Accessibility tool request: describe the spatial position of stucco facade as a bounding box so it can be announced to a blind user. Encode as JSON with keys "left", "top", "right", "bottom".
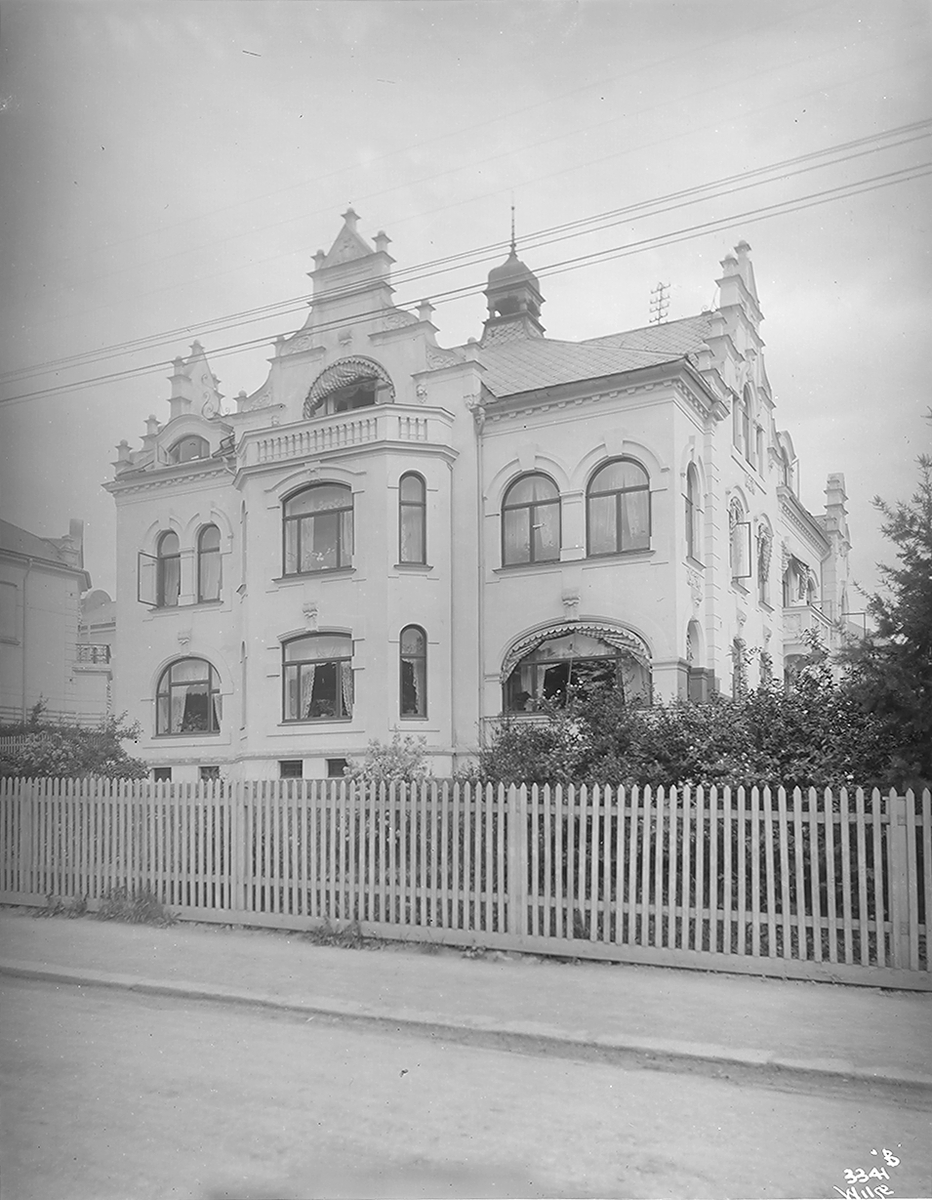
{"left": 106, "top": 211, "right": 853, "bottom": 781}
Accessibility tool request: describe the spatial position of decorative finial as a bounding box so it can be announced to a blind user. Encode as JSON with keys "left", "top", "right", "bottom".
{"left": 510, "top": 196, "right": 516, "bottom": 256}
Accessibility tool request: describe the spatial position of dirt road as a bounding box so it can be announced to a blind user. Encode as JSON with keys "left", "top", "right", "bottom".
{"left": 2, "top": 977, "right": 928, "bottom": 1199}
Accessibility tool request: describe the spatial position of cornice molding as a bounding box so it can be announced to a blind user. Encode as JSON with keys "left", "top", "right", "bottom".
{"left": 778, "top": 487, "right": 830, "bottom": 555}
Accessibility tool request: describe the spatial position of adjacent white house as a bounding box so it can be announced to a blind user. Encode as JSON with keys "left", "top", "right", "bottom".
{"left": 0, "top": 518, "right": 108, "bottom": 725}
{"left": 106, "top": 210, "right": 853, "bottom": 781}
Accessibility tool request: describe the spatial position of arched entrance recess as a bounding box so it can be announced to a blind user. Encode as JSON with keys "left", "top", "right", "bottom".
{"left": 501, "top": 622, "right": 651, "bottom": 712}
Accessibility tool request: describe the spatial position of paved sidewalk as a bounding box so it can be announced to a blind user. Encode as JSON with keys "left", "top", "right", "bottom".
{"left": 1, "top": 910, "right": 930, "bottom": 1091}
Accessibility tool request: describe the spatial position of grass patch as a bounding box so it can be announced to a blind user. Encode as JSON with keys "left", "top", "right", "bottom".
{"left": 96, "top": 887, "right": 176, "bottom": 927}
{"left": 34, "top": 894, "right": 87, "bottom": 919}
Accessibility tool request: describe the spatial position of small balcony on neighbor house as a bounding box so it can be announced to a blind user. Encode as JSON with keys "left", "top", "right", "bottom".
{"left": 75, "top": 643, "right": 112, "bottom": 666}
{"left": 240, "top": 404, "right": 456, "bottom": 468}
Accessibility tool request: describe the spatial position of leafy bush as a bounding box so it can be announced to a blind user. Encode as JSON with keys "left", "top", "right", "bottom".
{"left": 344, "top": 734, "right": 431, "bottom": 784}
{"left": 0, "top": 714, "right": 148, "bottom": 780}
{"left": 478, "top": 640, "right": 898, "bottom": 790}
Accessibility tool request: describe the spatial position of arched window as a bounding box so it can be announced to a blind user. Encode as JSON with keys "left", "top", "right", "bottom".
{"left": 742, "top": 387, "right": 753, "bottom": 464}
{"left": 587, "top": 459, "right": 650, "bottom": 556}
{"left": 398, "top": 473, "right": 427, "bottom": 564}
{"left": 169, "top": 435, "right": 210, "bottom": 464}
{"left": 685, "top": 464, "right": 700, "bottom": 561}
{"left": 156, "top": 658, "right": 221, "bottom": 735}
{"left": 197, "top": 524, "right": 221, "bottom": 602}
{"left": 502, "top": 473, "right": 560, "bottom": 565}
{"left": 504, "top": 630, "right": 651, "bottom": 712}
{"left": 729, "top": 499, "right": 750, "bottom": 582}
{"left": 283, "top": 634, "right": 353, "bottom": 721}
{"left": 283, "top": 484, "right": 353, "bottom": 575}
{"left": 399, "top": 625, "right": 427, "bottom": 717}
{"left": 756, "top": 525, "right": 772, "bottom": 605}
{"left": 157, "top": 531, "right": 180, "bottom": 607}
{"left": 733, "top": 390, "right": 752, "bottom": 460}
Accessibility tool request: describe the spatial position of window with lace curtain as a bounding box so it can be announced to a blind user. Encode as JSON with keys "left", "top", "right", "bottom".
{"left": 156, "top": 531, "right": 181, "bottom": 607}
{"left": 398, "top": 473, "right": 427, "bottom": 564}
{"left": 282, "top": 634, "right": 353, "bottom": 721}
{"left": 399, "top": 625, "right": 427, "bottom": 717}
{"left": 283, "top": 484, "right": 353, "bottom": 575}
{"left": 501, "top": 473, "right": 561, "bottom": 565}
{"left": 156, "top": 658, "right": 221, "bottom": 735}
{"left": 197, "top": 524, "right": 221, "bottom": 602}
{"left": 586, "top": 459, "right": 650, "bottom": 556}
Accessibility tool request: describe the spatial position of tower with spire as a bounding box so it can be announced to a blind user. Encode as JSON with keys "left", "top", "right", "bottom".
{"left": 481, "top": 210, "right": 545, "bottom": 345}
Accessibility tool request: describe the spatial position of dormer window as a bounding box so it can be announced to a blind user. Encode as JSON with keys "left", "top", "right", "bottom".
{"left": 169, "top": 435, "right": 210, "bottom": 464}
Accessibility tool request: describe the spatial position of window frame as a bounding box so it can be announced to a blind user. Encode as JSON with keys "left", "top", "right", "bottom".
{"left": 155, "top": 657, "right": 222, "bottom": 737}
{"left": 196, "top": 524, "right": 222, "bottom": 603}
{"left": 399, "top": 624, "right": 428, "bottom": 718}
{"left": 168, "top": 435, "right": 210, "bottom": 464}
{"left": 398, "top": 472, "right": 427, "bottom": 564}
{"left": 685, "top": 464, "right": 700, "bottom": 562}
{"left": 156, "top": 530, "right": 181, "bottom": 608}
{"left": 282, "top": 483, "right": 354, "bottom": 576}
{"left": 585, "top": 458, "right": 651, "bottom": 558}
{"left": 282, "top": 633, "right": 354, "bottom": 723}
{"left": 501, "top": 473, "right": 562, "bottom": 566}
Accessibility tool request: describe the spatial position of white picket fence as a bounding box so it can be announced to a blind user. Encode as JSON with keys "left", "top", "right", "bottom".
{"left": 1, "top": 778, "right": 929, "bottom": 989}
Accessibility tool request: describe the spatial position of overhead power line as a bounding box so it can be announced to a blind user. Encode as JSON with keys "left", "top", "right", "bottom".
{"left": 3, "top": 117, "right": 929, "bottom": 389}
{"left": 1, "top": 158, "right": 929, "bottom": 410}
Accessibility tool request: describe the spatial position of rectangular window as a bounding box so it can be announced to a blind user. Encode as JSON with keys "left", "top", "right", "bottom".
{"left": 0, "top": 581, "right": 17, "bottom": 641}
{"left": 326, "top": 758, "right": 348, "bottom": 778}
{"left": 279, "top": 759, "right": 303, "bottom": 778}
{"left": 153, "top": 767, "right": 172, "bottom": 782}
{"left": 199, "top": 765, "right": 220, "bottom": 781}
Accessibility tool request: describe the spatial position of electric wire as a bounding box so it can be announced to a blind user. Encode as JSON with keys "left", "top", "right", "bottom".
{"left": 1, "top": 158, "right": 928, "bottom": 410}
{"left": 4, "top": 118, "right": 928, "bottom": 387}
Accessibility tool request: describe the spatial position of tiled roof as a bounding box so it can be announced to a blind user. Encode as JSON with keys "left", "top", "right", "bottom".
{"left": 476, "top": 312, "right": 715, "bottom": 399}
{"left": 0, "top": 519, "right": 70, "bottom": 566}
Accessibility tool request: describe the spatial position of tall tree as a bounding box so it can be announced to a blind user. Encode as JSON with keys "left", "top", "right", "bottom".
{"left": 844, "top": 453, "right": 932, "bottom": 785}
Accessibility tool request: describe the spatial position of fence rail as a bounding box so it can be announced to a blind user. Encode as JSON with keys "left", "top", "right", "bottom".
{"left": 1, "top": 778, "right": 929, "bottom": 988}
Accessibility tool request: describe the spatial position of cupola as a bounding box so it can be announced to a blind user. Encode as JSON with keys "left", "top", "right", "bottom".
{"left": 481, "top": 237, "right": 545, "bottom": 345}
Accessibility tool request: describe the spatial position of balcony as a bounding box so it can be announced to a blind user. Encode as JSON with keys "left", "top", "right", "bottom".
{"left": 75, "top": 643, "right": 111, "bottom": 665}
{"left": 782, "top": 604, "right": 838, "bottom": 651}
{"left": 242, "top": 404, "right": 455, "bottom": 468}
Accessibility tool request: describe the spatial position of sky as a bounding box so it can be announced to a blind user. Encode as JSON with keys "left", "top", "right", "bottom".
{"left": 1, "top": 0, "right": 930, "bottom": 605}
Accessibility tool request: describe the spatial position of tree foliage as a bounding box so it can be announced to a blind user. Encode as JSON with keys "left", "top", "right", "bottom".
{"left": 0, "top": 714, "right": 148, "bottom": 780}
{"left": 841, "top": 453, "right": 932, "bottom": 786}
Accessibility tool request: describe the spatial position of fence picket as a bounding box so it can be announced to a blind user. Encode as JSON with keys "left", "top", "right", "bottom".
{"left": 839, "top": 788, "right": 853, "bottom": 964}
{"left": 653, "top": 786, "right": 665, "bottom": 949}
{"left": 905, "top": 790, "right": 919, "bottom": 971}
{"left": 808, "top": 789, "right": 823, "bottom": 964}
{"left": 737, "top": 787, "right": 748, "bottom": 956}
{"left": 823, "top": 789, "right": 838, "bottom": 963}
{"left": 872, "top": 789, "right": 886, "bottom": 968}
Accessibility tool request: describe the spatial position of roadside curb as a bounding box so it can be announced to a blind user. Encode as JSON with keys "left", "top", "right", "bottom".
{"left": 4, "top": 957, "right": 931, "bottom": 1097}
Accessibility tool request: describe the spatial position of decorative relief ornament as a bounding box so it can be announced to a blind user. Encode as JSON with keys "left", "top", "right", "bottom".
{"left": 562, "top": 590, "right": 580, "bottom": 620}
{"left": 464, "top": 393, "right": 486, "bottom": 427}
{"left": 415, "top": 383, "right": 428, "bottom": 404}
{"left": 736, "top": 607, "right": 747, "bottom": 629}
{"left": 686, "top": 567, "right": 703, "bottom": 610}
{"left": 177, "top": 629, "right": 192, "bottom": 647}
{"left": 302, "top": 602, "right": 319, "bottom": 631}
